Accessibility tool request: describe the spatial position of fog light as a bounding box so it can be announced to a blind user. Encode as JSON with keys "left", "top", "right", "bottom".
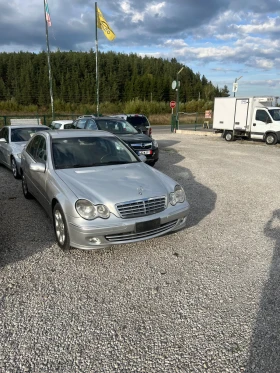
{"left": 88, "top": 237, "right": 101, "bottom": 245}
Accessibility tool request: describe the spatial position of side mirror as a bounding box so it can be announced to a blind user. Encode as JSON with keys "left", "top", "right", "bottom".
{"left": 266, "top": 118, "right": 272, "bottom": 124}
{"left": 30, "top": 162, "right": 46, "bottom": 173}
{"left": 0, "top": 138, "right": 7, "bottom": 143}
{"left": 139, "top": 154, "right": 147, "bottom": 162}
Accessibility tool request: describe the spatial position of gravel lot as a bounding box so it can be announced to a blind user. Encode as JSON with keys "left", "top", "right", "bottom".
{"left": 1, "top": 132, "right": 280, "bottom": 373}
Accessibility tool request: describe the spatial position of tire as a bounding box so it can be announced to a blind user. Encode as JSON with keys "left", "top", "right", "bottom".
{"left": 224, "top": 131, "right": 234, "bottom": 142}
{"left": 148, "top": 161, "right": 156, "bottom": 167}
{"left": 265, "top": 133, "right": 277, "bottom": 145}
{"left": 22, "top": 173, "right": 33, "bottom": 199}
{"left": 11, "top": 157, "right": 21, "bottom": 179}
{"left": 53, "top": 203, "right": 70, "bottom": 250}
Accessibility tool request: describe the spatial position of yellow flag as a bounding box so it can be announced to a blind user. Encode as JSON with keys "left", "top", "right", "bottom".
{"left": 97, "top": 7, "right": 116, "bottom": 41}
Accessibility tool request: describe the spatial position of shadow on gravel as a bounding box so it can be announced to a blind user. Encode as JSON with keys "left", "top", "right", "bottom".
{"left": 157, "top": 144, "right": 217, "bottom": 229}
{"left": 0, "top": 166, "right": 55, "bottom": 268}
{"left": 247, "top": 209, "right": 280, "bottom": 373}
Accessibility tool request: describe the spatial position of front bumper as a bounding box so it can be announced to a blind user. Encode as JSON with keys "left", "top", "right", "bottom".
{"left": 67, "top": 201, "right": 189, "bottom": 250}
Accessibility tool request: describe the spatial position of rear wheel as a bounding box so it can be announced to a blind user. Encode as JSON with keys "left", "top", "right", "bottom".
{"left": 224, "top": 131, "right": 234, "bottom": 141}
{"left": 11, "top": 157, "right": 21, "bottom": 179}
{"left": 22, "top": 173, "right": 33, "bottom": 199}
{"left": 53, "top": 203, "right": 70, "bottom": 250}
{"left": 265, "top": 133, "right": 277, "bottom": 145}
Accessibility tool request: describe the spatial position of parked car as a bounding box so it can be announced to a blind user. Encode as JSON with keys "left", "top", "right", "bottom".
{"left": 50, "top": 120, "right": 74, "bottom": 130}
{"left": 0, "top": 125, "right": 50, "bottom": 178}
{"left": 111, "top": 114, "right": 152, "bottom": 137}
{"left": 21, "top": 130, "right": 189, "bottom": 250}
{"left": 73, "top": 116, "right": 159, "bottom": 166}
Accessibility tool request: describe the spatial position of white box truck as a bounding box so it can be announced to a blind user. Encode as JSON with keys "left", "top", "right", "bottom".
{"left": 213, "top": 96, "right": 280, "bottom": 145}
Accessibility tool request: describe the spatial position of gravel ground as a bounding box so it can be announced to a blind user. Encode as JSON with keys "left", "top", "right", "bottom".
{"left": 1, "top": 133, "right": 280, "bottom": 373}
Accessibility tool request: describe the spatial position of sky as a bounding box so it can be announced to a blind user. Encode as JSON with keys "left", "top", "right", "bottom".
{"left": 0, "top": 0, "right": 279, "bottom": 98}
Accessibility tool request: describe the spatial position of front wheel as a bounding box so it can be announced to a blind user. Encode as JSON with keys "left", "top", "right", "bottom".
{"left": 265, "top": 133, "right": 277, "bottom": 145}
{"left": 53, "top": 203, "right": 70, "bottom": 250}
{"left": 11, "top": 157, "right": 21, "bottom": 179}
{"left": 224, "top": 131, "right": 234, "bottom": 142}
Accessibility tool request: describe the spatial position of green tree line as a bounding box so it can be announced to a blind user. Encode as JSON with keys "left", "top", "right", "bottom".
{"left": 0, "top": 50, "right": 229, "bottom": 111}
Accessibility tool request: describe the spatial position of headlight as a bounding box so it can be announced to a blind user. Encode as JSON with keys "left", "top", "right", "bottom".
{"left": 152, "top": 139, "right": 158, "bottom": 148}
{"left": 76, "top": 199, "right": 110, "bottom": 220}
{"left": 169, "top": 185, "right": 186, "bottom": 206}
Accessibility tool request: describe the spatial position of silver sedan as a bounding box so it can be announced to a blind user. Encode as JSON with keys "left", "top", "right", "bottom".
{"left": 21, "top": 130, "right": 189, "bottom": 250}
{"left": 0, "top": 125, "right": 50, "bottom": 178}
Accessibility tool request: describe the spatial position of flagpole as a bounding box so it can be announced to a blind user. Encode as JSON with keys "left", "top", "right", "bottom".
{"left": 44, "top": 0, "right": 54, "bottom": 120}
{"left": 95, "top": 2, "right": 99, "bottom": 117}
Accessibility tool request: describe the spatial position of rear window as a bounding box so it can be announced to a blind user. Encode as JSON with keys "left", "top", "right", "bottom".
{"left": 126, "top": 116, "right": 149, "bottom": 127}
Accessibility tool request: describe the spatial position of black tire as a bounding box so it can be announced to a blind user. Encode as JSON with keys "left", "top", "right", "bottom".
{"left": 11, "top": 157, "right": 21, "bottom": 179}
{"left": 224, "top": 131, "right": 234, "bottom": 142}
{"left": 148, "top": 161, "right": 156, "bottom": 167}
{"left": 53, "top": 203, "right": 70, "bottom": 250}
{"left": 22, "top": 173, "right": 33, "bottom": 199}
{"left": 265, "top": 133, "right": 277, "bottom": 145}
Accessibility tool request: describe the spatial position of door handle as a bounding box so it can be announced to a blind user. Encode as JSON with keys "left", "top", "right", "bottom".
{"left": 253, "top": 123, "right": 256, "bottom": 126}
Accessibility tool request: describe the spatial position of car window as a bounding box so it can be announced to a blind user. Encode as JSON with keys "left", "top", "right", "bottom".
{"left": 256, "top": 110, "right": 270, "bottom": 123}
{"left": 51, "top": 122, "right": 62, "bottom": 129}
{"left": 95, "top": 120, "right": 137, "bottom": 134}
{"left": 64, "top": 123, "right": 74, "bottom": 129}
{"left": 75, "top": 119, "right": 87, "bottom": 129}
{"left": 35, "top": 137, "right": 47, "bottom": 163}
{"left": 11, "top": 127, "right": 49, "bottom": 142}
{"left": 26, "top": 135, "right": 43, "bottom": 159}
{"left": 52, "top": 136, "right": 139, "bottom": 169}
{"left": 126, "top": 116, "right": 149, "bottom": 126}
{"left": 85, "top": 120, "right": 98, "bottom": 130}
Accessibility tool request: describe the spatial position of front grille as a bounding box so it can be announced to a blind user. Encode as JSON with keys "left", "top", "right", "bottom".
{"left": 130, "top": 142, "right": 152, "bottom": 150}
{"left": 105, "top": 220, "right": 177, "bottom": 242}
{"left": 116, "top": 196, "right": 166, "bottom": 218}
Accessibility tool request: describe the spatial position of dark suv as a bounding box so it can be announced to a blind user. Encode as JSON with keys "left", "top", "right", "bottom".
{"left": 73, "top": 116, "right": 158, "bottom": 166}
{"left": 111, "top": 114, "right": 152, "bottom": 137}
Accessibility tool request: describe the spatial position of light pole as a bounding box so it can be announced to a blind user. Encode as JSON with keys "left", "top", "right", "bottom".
{"left": 175, "top": 67, "right": 184, "bottom": 129}
{"left": 233, "top": 76, "right": 243, "bottom": 97}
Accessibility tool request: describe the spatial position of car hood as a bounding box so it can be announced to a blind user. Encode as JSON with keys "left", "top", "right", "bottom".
{"left": 55, "top": 162, "right": 175, "bottom": 207}
{"left": 117, "top": 133, "right": 153, "bottom": 144}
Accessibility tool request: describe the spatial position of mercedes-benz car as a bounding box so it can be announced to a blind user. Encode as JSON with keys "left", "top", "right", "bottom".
{"left": 73, "top": 116, "right": 159, "bottom": 166}
{"left": 20, "top": 130, "right": 189, "bottom": 250}
{"left": 0, "top": 124, "right": 50, "bottom": 178}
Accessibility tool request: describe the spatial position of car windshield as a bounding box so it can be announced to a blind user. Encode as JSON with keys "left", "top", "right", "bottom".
{"left": 126, "top": 116, "right": 149, "bottom": 126}
{"left": 268, "top": 109, "right": 280, "bottom": 121}
{"left": 11, "top": 127, "right": 49, "bottom": 142}
{"left": 95, "top": 119, "right": 138, "bottom": 134}
{"left": 52, "top": 136, "right": 139, "bottom": 169}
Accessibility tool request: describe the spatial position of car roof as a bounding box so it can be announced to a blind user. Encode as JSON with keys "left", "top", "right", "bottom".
{"left": 4, "top": 125, "right": 49, "bottom": 130}
{"left": 51, "top": 120, "right": 73, "bottom": 124}
{"left": 45, "top": 129, "right": 116, "bottom": 139}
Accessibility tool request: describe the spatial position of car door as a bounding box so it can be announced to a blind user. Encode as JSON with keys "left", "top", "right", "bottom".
{"left": 23, "top": 135, "right": 44, "bottom": 199}
{"left": 0, "top": 128, "right": 10, "bottom": 167}
{"left": 251, "top": 109, "right": 272, "bottom": 140}
{"left": 31, "top": 135, "right": 50, "bottom": 211}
